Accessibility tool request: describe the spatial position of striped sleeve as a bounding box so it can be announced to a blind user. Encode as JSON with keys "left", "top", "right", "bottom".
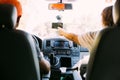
{"left": 78, "top": 31, "right": 98, "bottom": 51}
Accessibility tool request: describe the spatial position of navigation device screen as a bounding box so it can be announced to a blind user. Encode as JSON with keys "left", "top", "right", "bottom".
{"left": 52, "top": 22, "right": 63, "bottom": 29}
{"left": 54, "top": 41, "right": 69, "bottom": 48}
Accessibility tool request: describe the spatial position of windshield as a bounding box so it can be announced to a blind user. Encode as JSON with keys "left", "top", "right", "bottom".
{"left": 18, "top": 0, "right": 115, "bottom": 39}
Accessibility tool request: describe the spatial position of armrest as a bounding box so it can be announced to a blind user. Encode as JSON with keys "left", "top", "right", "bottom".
{"left": 73, "top": 70, "right": 82, "bottom": 80}
{"left": 42, "top": 71, "right": 51, "bottom": 80}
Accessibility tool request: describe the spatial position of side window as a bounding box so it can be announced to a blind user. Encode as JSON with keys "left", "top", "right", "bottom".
{"left": 80, "top": 46, "right": 89, "bottom": 60}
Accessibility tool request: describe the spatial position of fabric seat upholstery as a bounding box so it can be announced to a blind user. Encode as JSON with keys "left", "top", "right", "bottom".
{"left": 86, "top": 27, "right": 120, "bottom": 80}
{"left": 86, "top": 0, "right": 120, "bottom": 80}
{"left": 0, "top": 4, "right": 40, "bottom": 80}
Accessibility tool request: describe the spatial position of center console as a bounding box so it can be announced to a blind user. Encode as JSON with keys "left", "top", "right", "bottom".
{"left": 42, "top": 38, "right": 80, "bottom": 68}
{"left": 42, "top": 38, "right": 82, "bottom": 80}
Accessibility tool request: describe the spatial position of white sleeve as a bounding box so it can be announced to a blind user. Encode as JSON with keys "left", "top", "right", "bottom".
{"left": 78, "top": 31, "right": 97, "bottom": 51}
{"left": 32, "top": 35, "right": 43, "bottom": 61}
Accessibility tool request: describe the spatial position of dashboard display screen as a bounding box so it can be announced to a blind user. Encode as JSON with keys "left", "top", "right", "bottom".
{"left": 54, "top": 41, "right": 69, "bottom": 48}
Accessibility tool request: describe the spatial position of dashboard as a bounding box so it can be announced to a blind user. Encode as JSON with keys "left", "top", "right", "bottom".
{"left": 42, "top": 38, "right": 88, "bottom": 68}
{"left": 42, "top": 38, "right": 89, "bottom": 80}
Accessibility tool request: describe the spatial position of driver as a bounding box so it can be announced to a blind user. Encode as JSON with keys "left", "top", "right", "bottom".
{"left": 0, "top": 0, "right": 50, "bottom": 74}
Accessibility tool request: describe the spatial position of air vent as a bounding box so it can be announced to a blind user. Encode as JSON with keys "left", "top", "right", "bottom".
{"left": 46, "top": 40, "right": 51, "bottom": 47}
{"left": 73, "top": 42, "right": 77, "bottom": 47}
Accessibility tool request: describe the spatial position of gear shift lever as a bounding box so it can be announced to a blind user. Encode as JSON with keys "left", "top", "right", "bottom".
{"left": 50, "top": 53, "right": 54, "bottom": 65}
{"left": 49, "top": 53, "right": 59, "bottom": 67}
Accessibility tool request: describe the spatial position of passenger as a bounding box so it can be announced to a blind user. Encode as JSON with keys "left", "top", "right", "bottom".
{"left": 58, "top": 5, "right": 113, "bottom": 51}
{"left": 57, "top": 5, "right": 113, "bottom": 76}
{"left": 0, "top": 0, "right": 50, "bottom": 74}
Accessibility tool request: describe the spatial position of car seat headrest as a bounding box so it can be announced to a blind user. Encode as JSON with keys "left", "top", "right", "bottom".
{"left": 113, "top": 0, "right": 120, "bottom": 25}
{"left": 0, "top": 4, "right": 17, "bottom": 29}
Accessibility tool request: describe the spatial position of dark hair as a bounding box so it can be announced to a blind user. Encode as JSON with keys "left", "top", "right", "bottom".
{"left": 101, "top": 6, "right": 113, "bottom": 27}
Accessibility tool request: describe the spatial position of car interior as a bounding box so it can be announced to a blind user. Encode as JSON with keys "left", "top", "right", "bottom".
{"left": 86, "top": 0, "right": 120, "bottom": 80}
{"left": 0, "top": 4, "right": 40, "bottom": 80}
{"left": 0, "top": 0, "right": 119, "bottom": 80}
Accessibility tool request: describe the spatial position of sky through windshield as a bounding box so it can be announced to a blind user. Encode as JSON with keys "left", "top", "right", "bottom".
{"left": 18, "top": 0, "right": 115, "bottom": 39}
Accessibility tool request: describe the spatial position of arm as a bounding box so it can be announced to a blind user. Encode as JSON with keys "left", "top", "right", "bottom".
{"left": 58, "top": 27, "right": 98, "bottom": 50}
{"left": 58, "top": 27, "right": 80, "bottom": 45}
{"left": 32, "top": 35, "right": 51, "bottom": 74}
{"left": 39, "top": 56, "right": 51, "bottom": 74}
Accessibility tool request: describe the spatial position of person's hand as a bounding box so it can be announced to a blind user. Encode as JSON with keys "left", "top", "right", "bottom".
{"left": 58, "top": 27, "right": 66, "bottom": 36}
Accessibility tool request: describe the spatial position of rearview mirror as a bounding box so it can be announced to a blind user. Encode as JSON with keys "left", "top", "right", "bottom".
{"left": 48, "top": 3, "right": 72, "bottom": 10}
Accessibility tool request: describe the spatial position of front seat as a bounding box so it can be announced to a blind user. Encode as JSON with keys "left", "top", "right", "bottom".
{"left": 86, "top": 0, "right": 120, "bottom": 80}
{"left": 0, "top": 4, "right": 40, "bottom": 80}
